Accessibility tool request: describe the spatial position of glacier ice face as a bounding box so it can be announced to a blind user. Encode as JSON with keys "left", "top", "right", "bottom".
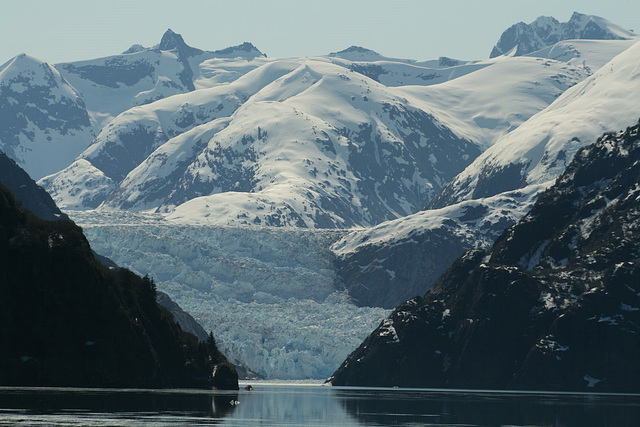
{"left": 70, "top": 211, "right": 388, "bottom": 379}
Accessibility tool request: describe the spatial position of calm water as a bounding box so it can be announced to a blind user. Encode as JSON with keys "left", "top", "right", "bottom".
{"left": 0, "top": 383, "right": 639, "bottom": 426}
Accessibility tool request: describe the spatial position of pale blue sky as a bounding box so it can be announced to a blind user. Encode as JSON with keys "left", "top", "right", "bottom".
{"left": 1, "top": 0, "right": 638, "bottom": 64}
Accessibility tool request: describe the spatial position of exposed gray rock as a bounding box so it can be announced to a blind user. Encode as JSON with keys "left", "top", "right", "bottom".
{"left": 329, "top": 121, "right": 640, "bottom": 392}
{"left": 490, "top": 12, "right": 634, "bottom": 58}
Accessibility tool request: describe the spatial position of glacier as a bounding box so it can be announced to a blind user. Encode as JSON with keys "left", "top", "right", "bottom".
{"left": 69, "top": 210, "right": 388, "bottom": 379}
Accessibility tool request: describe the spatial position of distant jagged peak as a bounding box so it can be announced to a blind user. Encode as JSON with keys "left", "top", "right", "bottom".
{"left": 490, "top": 12, "right": 637, "bottom": 58}
{"left": 564, "top": 12, "right": 637, "bottom": 41}
{"left": 566, "top": 12, "right": 636, "bottom": 39}
{"left": 210, "top": 41, "right": 267, "bottom": 59}
{"left": 159, "top": 28, "right": 186, "bottom": 50}
{"left": 122, "top": 44, "right": 146, "bottom": 55}
{"left": 328, "top": 45, "right": 387, "bottom": 61}
{"left": 437, "top": 56, "right": 462, "bottom": 67}
{"left": 334, "top": 45, "right": 379, "bottom": 55}
{"left": 156, "top": 28, "right": 203, "bottom": 57}
{"left": 123, "top": 31, "right": 264, "bottom": 60}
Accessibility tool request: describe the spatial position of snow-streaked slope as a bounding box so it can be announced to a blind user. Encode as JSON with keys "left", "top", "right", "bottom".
{"left": 526, "top": 39, "right": 638, "bottom": 73}
{"left": 398, "top": 54, "right": 589, "bottom": 148}
{"left": 58, "top": 49, "right": 193, "bottom": 128}
{"left": 37, "top": 159, "right": 116, "bottom": 209}
{"left": 0, "top": 54, "right": 95, "bottom": 179}
{"left": 40, "top": 60, "right": 302, "bottom": 208}
{"left": 432, "top": 40, "right": 640, "bottom": 207}
{"left": 561, "top": 12, "right": 637, "bottom": 40}
{"left": 327, "top": 46, "right": 494, "bottom": 88}
{"left": 193, "top": 55, "right": 272, "bottom": 88}
{"left": 118, "top": 60, "right": 480, "bottom": 227}
{"left": 45, "top": 59, "right": 480, "bottom": 228}
{"left": 329, "top": 122, "right": 640, "bottom": 391}
{"left": 58, "top": 30, "right": 266, "bottom": 129}
{"left": 69, "top": 210, "right": 388, "bottom": 379}
{"left": 334, "top": 59, "right": 489, "bottom": 88}
{"left": 328, "top": 38, "right": 640, "bottom": 308}
{"left": 331, "top": 184, "right": 545, "bottom": 308}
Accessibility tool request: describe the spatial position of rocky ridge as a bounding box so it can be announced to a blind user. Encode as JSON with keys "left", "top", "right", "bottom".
{"left": 490, "top": 12, "right": 637, "bottom": 58}
{"left": 328, "top": 121, "right": 640, "bottom": 392}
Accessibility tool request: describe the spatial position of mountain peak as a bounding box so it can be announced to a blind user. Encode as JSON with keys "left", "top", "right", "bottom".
{"left": 159, "top": 29, "right": 182, "bottom": 50}
{"left": 1, "top": 52, "right": 47, "bottom": 72}
{"left": 569, "top": 11, "right": 587, "bottom": 20}
{"left": 122, "top": 44, "right": 146, "bottom": 55}
{"left": 328, "top": 46, "right": 385, "bottom": 61}
{"left": 490, "top": 12, "right": 637, "bottom": 58}
{"left": 0, "top": 53, "right": 61, "bottom": 91}
{"left": 333, "top": 46, "right": 379, "bottom": 55}
{"left": 210, "top": 41, "right": 266, "bottom": 59}
{"left": 158, "top": 28, "right": 202, "bottom": 57}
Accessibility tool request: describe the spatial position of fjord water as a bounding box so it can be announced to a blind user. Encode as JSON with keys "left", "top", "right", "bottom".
{"left": 1, "top": 384, "right": 639, "bottom": 426}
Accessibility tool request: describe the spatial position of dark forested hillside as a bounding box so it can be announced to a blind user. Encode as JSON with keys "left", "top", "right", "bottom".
{"left": 0, "top": 151, "right": 68, "bottom": 222}
{"left": 328, "top": 121, "right": 640, "bottom": 392}
{"left": 0, "top": 183, "right": 235, "bottom": 388}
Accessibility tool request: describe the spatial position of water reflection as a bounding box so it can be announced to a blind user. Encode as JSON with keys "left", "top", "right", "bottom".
{"left": 0, "top": 387, "right": 238, "bottom": 423}
{"left": 211, "top": 393, "right": 239, "bottom": 418}
{"left": 334, "top": 387, "right": 640, "bottom": 427}
{"left": 0, "top": 385, "right": 638, "bottom": 426}
{"left": 223, "top": 384, "right": 356, "bottom": 425}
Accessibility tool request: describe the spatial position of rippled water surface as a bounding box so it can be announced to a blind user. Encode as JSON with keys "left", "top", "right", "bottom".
{"left": 0, "top": 383, "right": 639, "bottom": 426}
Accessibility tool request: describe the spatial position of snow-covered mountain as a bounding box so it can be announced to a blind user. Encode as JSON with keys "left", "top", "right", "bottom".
{"left": 490, "top": 12, "right": 637, "bottom": 58}
{"left": 432, "top": 39, "right": 640, "bottom": 208}
{"left": 0, "top": 30, "right": 266, "bottom": 180}
{"left": 40, "top": 35, "right": 626, "bottom": 228}
{"left": 328, "top": 46, "right": 489, "bottom": 88}
{"left": 525, "top": 39, "right": 638, "bottom": 73}
{"left": 333, "top": 38, "right": 640, "bottom": 308}
{"left": 398, "top": 55, "right": 588, "bottom": 149}
{"left": 43, "top": 59, "right": 481, "bottom": 227}
{"left": 58, "top": 29, "right": 266, "bottom": 128}
{"left": 0, "top": 54, "right": 95, "bottom": 179}
{"left": 329, "top": 37, "right": 630, "bottom": 149}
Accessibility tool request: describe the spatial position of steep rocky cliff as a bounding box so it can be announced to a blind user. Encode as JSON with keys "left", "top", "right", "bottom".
{"left": 329, "top": 121, "right": 640, "bottom": 392}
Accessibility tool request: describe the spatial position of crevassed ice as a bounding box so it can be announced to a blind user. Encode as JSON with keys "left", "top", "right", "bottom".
{"left": 71, "top": 210, "right": 389, "bottom": 379}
